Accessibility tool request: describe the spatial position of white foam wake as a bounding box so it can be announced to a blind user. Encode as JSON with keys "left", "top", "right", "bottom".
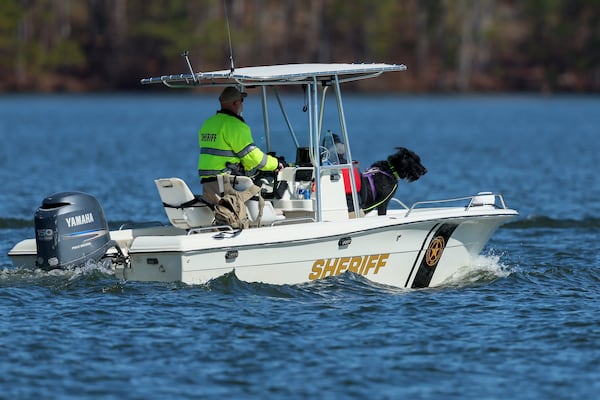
{"left": 440, "top": 251, "right": 515, "bottom": 286}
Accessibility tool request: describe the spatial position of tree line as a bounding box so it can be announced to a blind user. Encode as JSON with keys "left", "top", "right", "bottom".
{"left": 1, "top": 0, "right": 599, "bottom": 93}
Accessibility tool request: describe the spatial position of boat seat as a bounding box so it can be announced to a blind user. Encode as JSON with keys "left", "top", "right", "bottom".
{"left": 246, "top": 199, "right": 285, "bottom": 226}
{"left": 227, "top": 175, "right": 285, "bottom": 226}
{"left": 154, "top": 178, "right": 214, "bottom": 229}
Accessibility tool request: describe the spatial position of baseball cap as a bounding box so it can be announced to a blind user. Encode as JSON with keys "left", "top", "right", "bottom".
{"left": 219, "top": 86, "right": 247, "bottom": 103}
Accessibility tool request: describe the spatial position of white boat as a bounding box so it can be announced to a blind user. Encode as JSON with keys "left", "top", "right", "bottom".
{"left": 8, "top": 62, "right": 518, "bottom": 288}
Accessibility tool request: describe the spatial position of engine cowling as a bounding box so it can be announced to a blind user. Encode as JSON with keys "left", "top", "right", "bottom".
{"left": 34, "top": 191, "right": 113, "bottom": 270}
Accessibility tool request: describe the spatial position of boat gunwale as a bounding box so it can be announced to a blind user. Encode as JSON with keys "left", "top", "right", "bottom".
{"left": 125, "top": 210, "right": 517, "bottom": 255}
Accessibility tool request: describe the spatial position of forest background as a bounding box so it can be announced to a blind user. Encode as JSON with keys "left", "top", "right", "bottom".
{"left": 1, "top": 0, "right": 599, "bottom": 93}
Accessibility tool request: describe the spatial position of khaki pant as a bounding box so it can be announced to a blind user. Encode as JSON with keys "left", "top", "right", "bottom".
{"left": 201, "top": 180, "right": 222, "bottom": 205}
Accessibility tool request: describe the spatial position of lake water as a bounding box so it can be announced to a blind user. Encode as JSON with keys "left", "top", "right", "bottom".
{"left": 1, "top": 94, "right": 599, "bottom": 399}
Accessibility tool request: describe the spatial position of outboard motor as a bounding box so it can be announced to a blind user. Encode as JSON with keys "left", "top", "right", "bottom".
{"left": 34, "top": 191, "right": 114, "bottom": 270}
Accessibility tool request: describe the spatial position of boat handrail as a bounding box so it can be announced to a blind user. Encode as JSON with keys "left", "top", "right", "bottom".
{"left": 404, "top": 193, "right": 508, "bottom": 217}
{"left": 188, "top": 225, "right": 236, "bottom": 235}
{"left": 118, "top": 221, "right": 165, "bottom": 230}
{"left": 389, "top": 198, "right": 410, "bottom": 210}
{"left": 273, "top": 217, "right": 315, "bottom": 225}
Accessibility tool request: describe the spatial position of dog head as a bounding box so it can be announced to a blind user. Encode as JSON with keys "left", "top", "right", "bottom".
{"left": 387, "top": 147, "right": 427, "bottom": 182}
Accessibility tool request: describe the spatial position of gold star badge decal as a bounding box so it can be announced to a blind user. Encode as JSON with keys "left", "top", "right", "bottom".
{"left": 425, "top": 236, "right": 446, "bottom": 267}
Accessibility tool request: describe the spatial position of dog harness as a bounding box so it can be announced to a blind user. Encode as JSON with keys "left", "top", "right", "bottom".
{"left": 362, "top": 165, "right": 398, "bottom": 212}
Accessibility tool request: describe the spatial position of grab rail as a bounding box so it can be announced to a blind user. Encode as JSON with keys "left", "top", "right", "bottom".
{"left": 389, "top": 198, "right": 410, "bottom": 210}
{"left": 273, "top": 217, "right": 315, "bottom": 225}
{"left": 402, "top": 193, "right": 508, "bottom": 218}
{"left": 118, "top": 221, "right": 165, "bottom": 230}
{"left": 188, "top": 225, "right": 236, "bottom": 236}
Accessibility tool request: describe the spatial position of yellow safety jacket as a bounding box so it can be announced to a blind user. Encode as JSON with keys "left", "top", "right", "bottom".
{"left": 197, "top": 110, "right": 278, "bottom": 178}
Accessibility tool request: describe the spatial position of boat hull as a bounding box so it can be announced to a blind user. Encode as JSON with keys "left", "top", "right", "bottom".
{"left": 9, "top": 206, "right": 516, "bottom": 288}
{"left": 112, "top": 209, "right": 515, "bottom": 288}
{"left": 8, "top": 63, "right": 520, "bottom": 290}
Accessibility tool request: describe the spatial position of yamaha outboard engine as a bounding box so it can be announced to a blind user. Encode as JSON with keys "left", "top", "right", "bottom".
{"left": 34, "top": 191, "right": 114, "bottom": 270}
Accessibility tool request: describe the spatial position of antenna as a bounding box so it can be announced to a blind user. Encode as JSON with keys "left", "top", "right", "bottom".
{"left": 181, "top": 50, "right": 198, "bottom": 84}
{"left": 223, "top": 0, "right": 235, "bottom": 73}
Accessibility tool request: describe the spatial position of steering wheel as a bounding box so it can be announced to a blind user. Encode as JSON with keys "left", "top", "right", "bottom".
{"left": 319, "top": 146, "right": 331, "bottom": 164}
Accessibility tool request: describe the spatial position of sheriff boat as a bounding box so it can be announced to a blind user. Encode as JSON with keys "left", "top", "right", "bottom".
{"left": 8, "top": 62, "right": 518, "bottom": 288}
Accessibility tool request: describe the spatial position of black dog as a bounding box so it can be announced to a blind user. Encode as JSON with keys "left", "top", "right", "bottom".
{"left": 353, "top": 147, "right": 427, "bottom": 215}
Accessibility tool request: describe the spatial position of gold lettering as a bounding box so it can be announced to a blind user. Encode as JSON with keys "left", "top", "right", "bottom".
{"left": 359, "top": 256, "right": 369, "bottom": 275}
{"left": 309, "top": 260, "right": 324, "bottom": 280}
{"left": 348, "top": 256, "right": 362, "bottom": 273}
{"left": 375, "top": 253, "right": 389, "bottom": 273}
{"left": 322, "top": 258, "right": 338, "bottom": 278}
{"left": 308, "top": 253, "right": 392, "bottom": 280}
{"left": 364, "top": 255, "right": 379, "bottom": 275}
{"left": 336, "top": 257, "right": 350, "bottom": 275}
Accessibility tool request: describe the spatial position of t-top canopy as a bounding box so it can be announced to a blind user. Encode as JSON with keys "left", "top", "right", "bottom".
{"left": 141, "top": 63, "right": 407, "bottom": 87}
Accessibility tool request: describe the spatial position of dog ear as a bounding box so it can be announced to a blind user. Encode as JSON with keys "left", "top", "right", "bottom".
{"left": 396, "top": 146, "right": 423, "bottom": 164}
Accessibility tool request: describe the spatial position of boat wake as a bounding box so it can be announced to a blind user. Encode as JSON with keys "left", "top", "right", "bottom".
{"left": 3, "top": 254, "right": 514, "bottom": 295}
{"left": 438, "top": 251, "right": 515, "bottom": 287}
{"left": 1, "top": 259, "right": 115, "bottom": 289}
{"left": 201, "top": 270, "right": 409, "bottom": 299}
{"left": 2, "top": 253, "right": 513, "bottom": 295}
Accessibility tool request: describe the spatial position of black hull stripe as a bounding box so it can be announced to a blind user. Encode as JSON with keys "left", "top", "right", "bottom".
{"left": 404, "top": 223, "right": 440, "bottom": 287}
{"left": 411, "top": 223, "right": 459, "bottom": 288}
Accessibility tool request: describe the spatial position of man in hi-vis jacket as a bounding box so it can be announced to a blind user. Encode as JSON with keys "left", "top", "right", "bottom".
{"left": 198, "top": 86, "right": 282, "bottom": 204}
